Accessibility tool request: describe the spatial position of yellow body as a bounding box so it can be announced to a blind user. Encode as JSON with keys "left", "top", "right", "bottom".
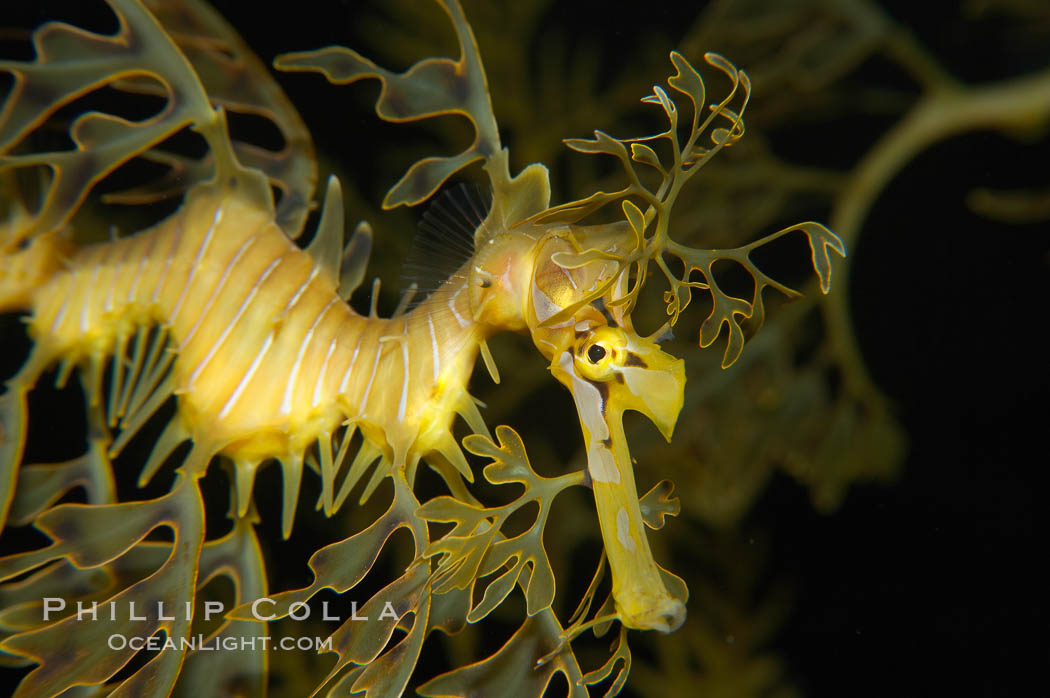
{"left": 13, "top": 183, "right": 490, "bottom": 530}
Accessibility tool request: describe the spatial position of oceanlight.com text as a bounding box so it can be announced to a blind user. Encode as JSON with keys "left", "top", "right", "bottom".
{"left": 107, "top": 633, "right": 333, "bottom": 652}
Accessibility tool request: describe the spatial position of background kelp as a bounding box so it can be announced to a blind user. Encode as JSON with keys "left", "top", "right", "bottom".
{"left": 2, "top": 0, "right": 1048, "bottom": 696}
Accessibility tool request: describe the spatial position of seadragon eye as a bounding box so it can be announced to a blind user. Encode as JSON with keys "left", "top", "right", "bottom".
{"left": 587, "top": 344, "right": 607, "bottom": 363}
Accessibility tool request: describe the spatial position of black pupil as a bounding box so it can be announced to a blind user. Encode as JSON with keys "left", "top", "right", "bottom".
{"left": 587, "top": 344, "right": 606, "bottom": 363}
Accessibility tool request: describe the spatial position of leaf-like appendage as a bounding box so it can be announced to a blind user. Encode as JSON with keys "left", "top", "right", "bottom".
{"left": 274, "top": 0, "right": 501, "bottom": 210}
{"left": 582, "top": 625, "right": 632, "bottom": 698}
{"left": 667, "top": 218, "right": 845, "bottom": 367}
{"left": 103, "top": 0, "right": 318, "bottom": 238}
{"left": 274, "top": 0, "right": 551, "bottom": 230}
{"left": 0, "top": 475, "right": 205, "bottom": 697}
{"left": 565, "top": 130, "right": 632, "bottom": 160}
{"left": 667, "top": 51, "right": 706, "bottom": 123}
{"left": 0, "top": 561, "right": 112, "bottom": 635}
{"left": 630, "top": 142, "right": 664, "bottom": 172}
{"left": 417, "top": 426, "right": 583, "bottom": 623}
{"left": 699, "top": 290, "right": 752, "bottom": 368}
{"left": 798, "top": 221, "right": 848, "bottom": 294}
{"left": 229, "top": 474, "right": 432, "bottom": 698}
{"left": 528, "top": 51, "right": 846, "bottom": 367}
{"left": 6, "top": 386, "right": 115, "bottom": 527}
{"left": 0, "top": 389, "right": 31, "bottom": 533}
{"left": 231, "top": 476, "right": 421, "bottom": 621}
{"left": 387, "top": 151, "right": 485, "bottom": 212}
{"left": 641, "top": 84, "right": 678, "bottom": 130}
{"left": 530, "top": 189, "right": 628, "bottom": 226}
{"left": 174, "top": 514, "right": 268, "bottom": 698}
{"left": 639, "top": 479, "right": 681, "bottom": 531}
{"left": 418, "top": 612, "right": 589, "bottom": 698}
{"left": 0, "top": 0, "right": 249, "bottom": 246}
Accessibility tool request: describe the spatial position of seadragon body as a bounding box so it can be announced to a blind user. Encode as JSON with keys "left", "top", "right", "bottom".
{"left": 8, "top": 182, "right": 487, "bottom": 525}
{"left": 0, "top": 0, "right": 845, "bottom": 694}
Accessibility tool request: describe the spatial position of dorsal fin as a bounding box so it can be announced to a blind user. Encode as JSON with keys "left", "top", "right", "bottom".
{"left": 401, "top": 183, "right": 490, "bottom": 304}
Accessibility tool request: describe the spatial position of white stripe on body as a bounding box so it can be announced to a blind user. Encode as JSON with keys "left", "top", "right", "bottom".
{"left": 180, "top": 236, "right": 256, "bottom": 349}
{"left": 281, "top": 297, "right": 337, "bottom": 416}
{"left": 169, "top": 205, "right": 223, "bottom": 324}
{"left": 187, "top": 257, "right": 281, "bottom": 388}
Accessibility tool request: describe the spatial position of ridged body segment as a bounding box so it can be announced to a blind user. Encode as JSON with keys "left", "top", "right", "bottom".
{"left": 24, "top": 186, "right": 482, "bottom": 470}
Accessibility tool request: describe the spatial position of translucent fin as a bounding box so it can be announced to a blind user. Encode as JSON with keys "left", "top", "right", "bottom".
{"left": 124, "top": 328, "right": 175, "bottom": 420}
{"left": 401, "top": 183, "right": 487, "bottom": 305}
{"left": 111, "top": 373, "right": 175, "bottom": 458}
{"left": 107, "top": 329, "right": 130, "bottom": 427}
{"left": 114, "top": 326, "right": 149, "bottom": 423}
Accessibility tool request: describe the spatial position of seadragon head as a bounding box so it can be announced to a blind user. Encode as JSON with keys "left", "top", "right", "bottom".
{"left": 460, "top": 209, "right": 690, "bottom": 630}
{"left": 463, "top": 214, "right": 685, "bottom": 441}
{"left": 523, "top": 229, "right": 685, "bottom": 442}
{"left": 523, "top": 229, "right": 688, "bottom": 631}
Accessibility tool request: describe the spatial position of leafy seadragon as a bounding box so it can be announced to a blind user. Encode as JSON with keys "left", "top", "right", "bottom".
{"left": 0, "top": 1, "right": 845, "bottom": 695}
